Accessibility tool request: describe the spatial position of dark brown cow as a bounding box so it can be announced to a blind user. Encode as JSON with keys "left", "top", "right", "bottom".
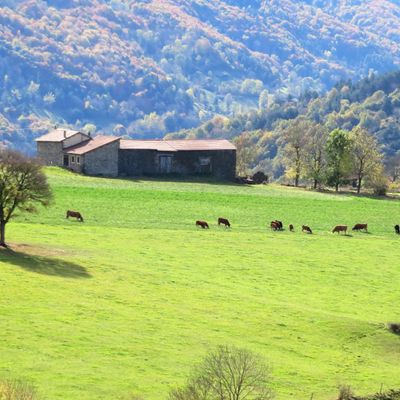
{"left": 395, "top": 225, "right": 400, "bottom": 234}
{"left": 289, "top": 224, "right": 294, "bottom": 232}
{"left": 196, "top": 220, "right": 209, "bottom": 229}
{"left": 270, "top": 221, "right": 279, "bottom": 231}
{"left": 332, "top": 225, "right": 347, "bottom": 234}
{"left": 273, "top": 220, "right": 283, "bottom": 230}
{"left": 218, "top": 217, "right": 231, "bottom": 228}
{"left": 352, "top": 223, "right": 368, "bottom": 232}
{"left": 66, "top": 210, "right": 84, "bottom": 222}
{"left": 302, "top": 225, "right": 312, "bottom": 234}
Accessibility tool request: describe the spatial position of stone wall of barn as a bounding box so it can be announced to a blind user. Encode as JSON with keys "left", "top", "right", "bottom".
{"left": 119, "top": 149, "right": 236, "bottom": 180}
{"left": 118, "top": 149, "right": 159, "bottom": 176}
{"left": 83, "top": 141, "right": 119, "bottom": 177}
{"left": 37, "top": 142, "right": 64, "bottom": 166}
{"left": 172, "top": 150, "right": 236, "bottom": 180}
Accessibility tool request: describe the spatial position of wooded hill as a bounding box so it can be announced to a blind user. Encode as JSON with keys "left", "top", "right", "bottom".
{"left": 1, "top": 0, "right": 400, "bottom": 152}
{"left": 171, "top": 70, "right": 400, "bottom": 179}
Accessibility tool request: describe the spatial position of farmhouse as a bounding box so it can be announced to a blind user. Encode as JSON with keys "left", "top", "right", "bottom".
{"left": 36, "top": 128, "right": 236, "bottom": 180}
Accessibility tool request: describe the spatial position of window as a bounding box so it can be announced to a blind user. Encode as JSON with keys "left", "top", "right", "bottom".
{"left": 199, "top": 157, "right": 212, "bottom": 174}
{"left": 76, "top": 156, "right": 80, "bottom": 165}
{"left": 199, "top": 157, "right": 211, "bottom": 166}
{"left": 71, "top": 156, "right": 75, "bottom": 164}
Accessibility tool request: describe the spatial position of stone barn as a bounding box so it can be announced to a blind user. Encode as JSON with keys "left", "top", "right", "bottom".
{"left": 119, "top": 139, "right": 236, "bottom": 180}
{"left": 36, "top": 129, "right": 236, "bottom": 180}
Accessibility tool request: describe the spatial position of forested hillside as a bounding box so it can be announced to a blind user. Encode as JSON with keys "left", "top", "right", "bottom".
{"left": 173, "top": 70, "right": 400, "bottom": 179}
{"left": 1, "top": 0, "right": 400, "bottom": 152}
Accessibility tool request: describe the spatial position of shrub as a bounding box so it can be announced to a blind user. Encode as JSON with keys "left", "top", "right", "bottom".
{"left": 338, "top": 385, "right": 354, "bottom": 400}
{"left": 388, "top": 323, "right": 400, "bottom": 335}
{"left": 168, "top": 345, "right": 273, "bottom": 400}
{"left": 0, "top": 379, "right": 38, "bottom": 400}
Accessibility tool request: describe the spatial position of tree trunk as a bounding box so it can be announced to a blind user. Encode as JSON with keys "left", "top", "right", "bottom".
{"left": 0, "top": 221, "right": 6, "bottom": 248}
{"left": 335, "top": 183, "right": 339, "bottom": 192}
{"left": 313, "top": 179, "right": 318, "bottom": 189}
{"left": 357, "top": 176, "right": 362, "bottom": 194}
{"left": 295, "top": 174, "right": 299, "bottom": 187}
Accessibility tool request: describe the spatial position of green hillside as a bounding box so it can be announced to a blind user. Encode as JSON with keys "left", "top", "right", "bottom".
{"left": 1, "top": 168, "right": 400, "bottom": 399}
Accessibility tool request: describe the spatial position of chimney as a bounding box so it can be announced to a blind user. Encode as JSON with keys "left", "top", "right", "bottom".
{"left": 63, "top": 130, "right": 67, "bottom": 138}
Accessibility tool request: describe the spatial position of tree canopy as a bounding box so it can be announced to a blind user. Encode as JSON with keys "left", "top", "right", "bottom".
{"left": 0, "top": 149, "right": 52, "bottom": 247}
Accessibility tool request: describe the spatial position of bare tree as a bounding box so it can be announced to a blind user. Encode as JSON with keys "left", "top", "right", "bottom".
{"left": 168, "top": 345, "right": 273, "bottom": 400}
{"left": 0, "top": 149, "right": 52, "bottom": 247}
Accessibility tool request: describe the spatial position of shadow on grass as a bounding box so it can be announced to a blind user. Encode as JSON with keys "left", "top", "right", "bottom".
{"left": 0, "top": 248, "right": 91, "bottom": 279}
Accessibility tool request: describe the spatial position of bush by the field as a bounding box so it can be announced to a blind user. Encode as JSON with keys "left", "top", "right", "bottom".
{"left": 0, "top": 380, "right": 38, "bottom": 400}
{"left": 388, "top": 323, "right": 400, "bottom": 335}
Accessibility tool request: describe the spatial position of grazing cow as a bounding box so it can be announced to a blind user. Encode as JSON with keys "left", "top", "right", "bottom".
{"left": 218, "top": 217, "right": 231, "bottom": 228}
{"left": 196, "top": 220, "right": 209, "bottom": 229}
{"left": 273, "top": 220, "right": 283, "bottom": 230}
{"left": 270, "top": 221, "right": 280, "bottom": 231}
{"left": 289, "top": 224, "right": 294, "bottom": 232}
{"left": 395, "top": 225, "right": 400, "bottom": 234}
{"left": 332, "top": 225, "right": 347, "bottom": 234}
{"left": 66, "top": 210, "right": 84, "bottom": 222}
{"left": 352, "top": 223, "right": 368, "bottom": 232}
{"left": 302, "top": 225, "right": 312, "bottom": 234}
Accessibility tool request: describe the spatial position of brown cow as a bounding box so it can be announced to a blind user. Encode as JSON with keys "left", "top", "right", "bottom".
{"left": 289, "top": 224, "right": 294, "bottom": 232}
{"left": 302, "top": 225, "right": 312, "bottom": 234}
{"left": 270, "top": 221, "right": 279, "bottom": 231}
{"left": 352, "top": 223, "right": 368, "bottom": 232}
{"left": 66, "top": 210, "right": 84, "bottom": 222}
{"left": 218, "top": 217, "right": 231, "bottom": 228}
{"left": 196, "top": 220, "right": 209, "bottom": 229}
{"left": 332, "top": 225, "right": 347, "bottom": 234}
{"left": 272, "top": 220, "right": 283, "bottom": 230}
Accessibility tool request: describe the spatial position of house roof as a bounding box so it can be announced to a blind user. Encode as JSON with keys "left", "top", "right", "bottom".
{"left": 35, "top": 128, "right": 87, "bottom": 142}
{"left": 120, "top": 139, "right": 236, "bottom": 152}
{"left": 65, "top": 135, "right": 120, "bottom": 155}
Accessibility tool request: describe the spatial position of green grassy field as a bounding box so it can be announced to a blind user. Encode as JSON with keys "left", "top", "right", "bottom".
{"left": 1, "top": 167, "right": 400, "bottom": 399}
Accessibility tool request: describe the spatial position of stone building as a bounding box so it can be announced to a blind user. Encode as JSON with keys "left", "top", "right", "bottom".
{"left": 36, "top": 129, "right": 236, "bottom": 180}
{"left": 36, "top": 128, "right": 90, "bottom": 166}
{"left": 119, "top": 139, "right": 236, "bottom": 180}
{"left": 35, "top": 128, "right": 120, "bottom": 177}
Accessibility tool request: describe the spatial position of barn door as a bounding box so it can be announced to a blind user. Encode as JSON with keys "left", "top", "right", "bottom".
{"left": 63, "top": 155, "right": 69, "bottom": 166}
{"left": 159, "top": 155, "right": 172, "bottom": 173}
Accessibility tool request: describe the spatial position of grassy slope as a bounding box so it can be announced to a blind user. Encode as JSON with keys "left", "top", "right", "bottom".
{"left": 0, "top": 167, "right": 400, "bottom": 399}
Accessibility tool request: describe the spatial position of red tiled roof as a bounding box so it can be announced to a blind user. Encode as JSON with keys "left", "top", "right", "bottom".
{"left": 120, "top": 139, "right": 177, "bottom": 152}
{"left": 167, "top": 139, "right": 236, "bottom": 151}
{"left": 120, "top": 139, "right": 236, "bottom": 151}
{"left": 35, "top": 129, "right": 87, "bottom": 142}
{"left": 65, "top": 136, "right": 120, "bottom": 155}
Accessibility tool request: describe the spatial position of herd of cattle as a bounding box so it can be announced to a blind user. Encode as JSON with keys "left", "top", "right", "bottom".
{"left": 197, "top": 218, "right": 400, "bottom": 235}
{"left": 66, "top": 210, "right": 400, "bottom": 235}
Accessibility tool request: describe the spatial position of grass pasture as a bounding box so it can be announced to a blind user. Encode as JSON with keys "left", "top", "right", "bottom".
{"left": 1, "top": 167, "right": 400, "bottom": 399}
